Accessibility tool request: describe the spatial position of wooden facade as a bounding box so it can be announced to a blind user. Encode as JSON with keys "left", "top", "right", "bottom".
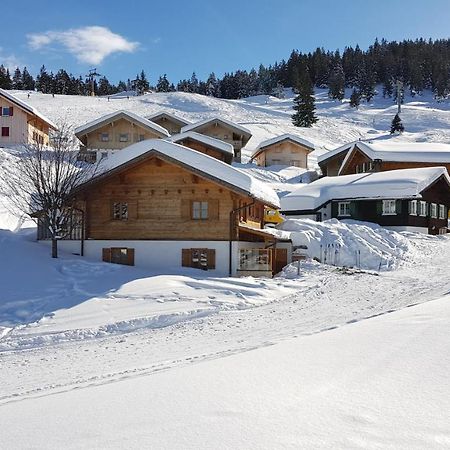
{"left": 172, "top": 136, "right": 233, "bottom": 164}
{"left": 0, "top": 90, "right": 54, "bottom": 146}
{"left": 148, "top": 113, "right": 189, "bottom": 135}
{"left": 252, "top": 139, "right": 312, "bottom": 168}
{"left": 318, "top": 148, "right": 350, "bottom": 176}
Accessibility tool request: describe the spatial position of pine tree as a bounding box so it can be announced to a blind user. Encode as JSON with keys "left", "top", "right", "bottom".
{"left": 21, "top": 67, "right": 35, "bottom": 91}
{"left": 390, "top": 114, "right": 404, "bottom": 134}
{"left": 205, "top": 72, "right": 220, "bottom": 96}
{"left": 292, "top": 71, "right": 318, "bottom": 127}
{"left": 328, "top": 59, "right": 345, "bottom": 100}
{"left": 0, "top": 65, "right": 12, "bottom": 89}
{"left": 349, "top": 88, "right": 361, "bottom": 108}
{"left": 12, "top": 68, "right": 23, "bottom": 90}
{"left": 156, "top": 74, "right": 170, "bottom": 92}
{"left": 36, "top": 66, "right": 52, "bottom": 93}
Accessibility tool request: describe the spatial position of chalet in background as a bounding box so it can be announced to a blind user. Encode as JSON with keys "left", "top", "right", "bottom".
{"left": 251, "top": 134, "right": 315, "bottom": 168}
{"left": 40, "top": 139, "right": 291, "bottom": 277}
{"left": 281, "top": 167, "right": 450, "bottom": 235}
{"left": 169, "top": 131, "right": 234, "bottom": 164}
{"left": 0, "top": 89, "right": 57, "bottom": 146}
{"left": 147, "top": 111, "right": 191, "bottom": 135}
{"left": 181, "top": 117, "right": 252, "bottom": 162}
{"left": 75, "top": 110, "right": 169, "bottom": 162}
{"left": 318, "top": 140, "right": 450, "bottom": 176}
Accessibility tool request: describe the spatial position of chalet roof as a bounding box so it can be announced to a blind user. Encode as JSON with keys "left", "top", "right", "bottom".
{"left": 147, "top": 111, "right": 191, "bottom": 127}
{"left": 0, "top": 89, "right": 57, "bottom": 130}
{"left": 76, "top": 139, "right": 280, "bottom": 208}
{"left": 252, "top": 134, "right": 315, "bottom": 159}
{"left": 281, "top": 167, "right": 450, "bottom": 212}
{"left": 316, "top": 142, "right": 354, "bottom": 165}
{"left": 181, "top": 117, "right": 252, "bottom": 140}
{"left": 74, "top": 110, "right": 170, "bottom": 138}
{"left": 338, "top": 141, "right": 450, "bottom": 175}
{"left": 168, "top": 131, "right": 234, "bottom": 155}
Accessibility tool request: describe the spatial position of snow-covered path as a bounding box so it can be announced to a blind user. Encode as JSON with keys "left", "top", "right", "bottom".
{"left": 1, "top": 234, "right": 449, "bottom": 405}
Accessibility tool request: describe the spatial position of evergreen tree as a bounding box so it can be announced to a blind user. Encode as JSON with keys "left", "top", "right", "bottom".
{"left": 390, "top": 113, "right": 404, "bottom": 134}
{"left": 328, "top": 57, "right": 345, "bottom": 100}
{"left": 382, "top": 78, "right": 394, "bottom": 98}
{"left": 292, "top": 71, "right": 318, "bottom": 127}
{"left": 156, "top": 74, "right": 170, "bottom": 92}
{"left": 97, "top": 76, "right": 114, "bottom": 96}
{"left": 12, "top": 68, "right": 23, "bottom": 90}
{"left": 21, "top": 67, "right": 35, "bottom": 90}
{"left": 0, "top": 65, "right": 12, "bottom": 89}
{"left": 36, "top": 66, "right": 53, "bottom": 93}
{"left": 349, "top": 88, "right": 361, "bottom": 108}
{"left": 205, "top": 72, "right": 220, "bottom": 96}
{"left": 188, "top": 72, "right": 199, "bottom": 93}
{"left": 117, "top": 80, "right": 127, "bottom": 92}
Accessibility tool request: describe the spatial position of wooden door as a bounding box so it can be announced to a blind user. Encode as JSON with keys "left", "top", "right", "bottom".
{"left": 273, "top": 248, "right": 288, "bottom": 275}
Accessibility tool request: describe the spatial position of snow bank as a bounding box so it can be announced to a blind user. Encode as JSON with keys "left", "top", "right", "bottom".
{"left": 278, "top": 218, "right": 416, "bottom": 270}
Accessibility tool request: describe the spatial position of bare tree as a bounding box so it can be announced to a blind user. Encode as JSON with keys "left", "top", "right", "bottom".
{"left": 2, "top": 123, "right": 99, "bottom": 258}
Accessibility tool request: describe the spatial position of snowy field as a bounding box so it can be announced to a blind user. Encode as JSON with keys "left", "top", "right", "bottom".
{"left": 1, "top": 88, "right": 450, "bottom": 448}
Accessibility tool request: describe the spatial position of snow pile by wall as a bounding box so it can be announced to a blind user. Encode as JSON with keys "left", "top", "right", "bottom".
{"left": 279, "top": 218, "right": 416, "bottom": 271}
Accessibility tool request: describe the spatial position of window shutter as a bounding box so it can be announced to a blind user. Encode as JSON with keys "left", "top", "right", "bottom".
{"left": 128, "top": 200, "right": 138, "bottom": 219}
{"left": 181, "top": 199, "right": 191, "bottom": 219}
{"left": 102, "top": 248, "right": 112, "bottom": 262}
{"left": 396, "top": 200, "right": 402, "bottom": 214}
{"left": 349, "top": 201, "right": 357, "bottom": 217}
{"left": 9, "top": 107, "right": 13, "bottom": 116}
{"left": 126, "top": 248, "right": 135, "bottom": 266}
{"left": 182, "top": 249, "right": 191, "bottom": 267}
{"left": 408, "top": 201, "right": 412, "bottom": 214}
{"left": 209, "top": 199, "right": 219, "bottom": 220}
{"left": 376, "top": 200, "right": 382, "bottom": 216}
{"left": 207, "top": 249, "right": 216, "bottom": 269}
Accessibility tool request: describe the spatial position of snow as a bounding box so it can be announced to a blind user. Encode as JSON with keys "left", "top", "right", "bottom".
{"left": 181, "top": 116, "right": 252, "bottom": 137}
{"left": 252, "top": 133, "right": 315, "bottom": 156}
{"left": 0, "top": 88, "right": 57, "bottom": 130}
{"left": 281, "top": 166, "right": 449, "bottom": 211}
{"left": 92, "top": 138, "right": 281, "bottom": 208}
{"left": 73, "top": 109, "right": 170, "bottom": 137}
{"left": 168, "top": 130, "right": 234, "bottom": 155}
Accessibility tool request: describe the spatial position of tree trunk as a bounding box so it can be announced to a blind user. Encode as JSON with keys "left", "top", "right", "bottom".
{"left": 51, "top": 238, "right": 58, "bottom": 258}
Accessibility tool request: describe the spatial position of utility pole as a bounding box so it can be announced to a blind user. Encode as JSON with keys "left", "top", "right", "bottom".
{"left": 86, "top": 68, "right": 101, "bottom": 97}
{"left": 396, "top": 80, "right": 403, "bottom": 114}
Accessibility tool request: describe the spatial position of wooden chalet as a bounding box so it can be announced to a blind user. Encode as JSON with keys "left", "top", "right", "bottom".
{"left": 181, "top": 117, "right": 252, "bottom": 162}
{"left": 40, "top": 139, "right": 291, "bottom": 277}
{"left": 251, "top": 134, "right": 315, "bottom": 168}
{"left": 75, "top": 110, "right": 170, "bottom": 162}
{"left": 317, "top": 142, "right": 353, "bottom": 176}
{"left": 147, "top": 111, "right": 191, "bottom": 135}
{"left": 281, "top": 167, "right": 450, "bottom": 235}
{"left": 169, "top": 131, "right": 234, "bottom": 164}
{"left": 0, "top": 88, "right": 57, "bottom": 146}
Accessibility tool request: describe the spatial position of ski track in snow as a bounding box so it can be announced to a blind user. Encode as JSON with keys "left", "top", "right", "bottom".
{"left": 1, "top": 234, "right": 449, "bottom": 405}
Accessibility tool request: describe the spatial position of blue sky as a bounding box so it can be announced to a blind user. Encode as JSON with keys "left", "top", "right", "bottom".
{"left": 2, "top": 0, "right": 450, "bottom": 84}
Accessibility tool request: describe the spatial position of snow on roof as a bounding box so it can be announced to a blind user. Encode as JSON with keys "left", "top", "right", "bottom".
{"left": 74, "top": 110, "right": 170, "bottom": 137}
{"left": 281, "top": 167, "right": 450, "bottom": 212}
{"left": 253, "top": 134, "right": 315, "bottom": 157}
{"left": 147, "top": 111, "right": 191, "bottom": 127}
{"left": 316, "top": 142, "right": 355, "bottom": 164}
{"left": 350, "top": 140, "right": 450, "bottom": 164}
{"left": 181, "top": 117, "right": 252, "bottom": 138}
{"left": 168, "top": 131, "right": 234, "bottom": 155}
{"left": 85, "top": 139, "right": 280, "bottom": 208}
{"left": 0, "top": 89, "right": 57, "bottom": 129}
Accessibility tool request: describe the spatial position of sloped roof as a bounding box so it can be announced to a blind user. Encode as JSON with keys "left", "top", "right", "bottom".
{"left": 338, "top": 141, "right": 450, "bottom": 175}
{"left": 316, "top": 142, "right": 355, "bottom": 165}
{"left": 0, "top": 89, "right": 57, "bottom": 129}
{"left": 74, "top": 110, "right": 170, "bottom": 138}
{"left": 76, "top": 139, "right": 280, "bottom": 208}
{"left": 281, "top": 167, "right": 450, "bottom": 212}
{"left": 168, "top": 131, "right": 234, "bottom": 155}
{"left": 181, "top": 117, "right": 252, "bottom": 139}
{"left": 252, "top": 134, "right": 315, "bottom": 159}
{"left": 147, "top": 111, "right": 191, "bottom": 127}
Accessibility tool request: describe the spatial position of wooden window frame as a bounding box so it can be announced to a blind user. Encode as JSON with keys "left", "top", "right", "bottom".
{"left": 338, "top": 201, "right": 350, "bottom": 217}
{"left": 100, "top": 132, "right": 109, "bottom": 142}
{"left": 112, "top": 202, "right": 128, "bottom": 220}
{"left": 430, "top": 203, "right": 438, "bottom": 219}
{"left": 192, "top": 201, "right": 208, "bottom": 220}
{"left": 409, "top": 200, "right": 418, "bottom": 216}
{"left": 119, "top": 133, "right": 129, "bottom": 142}
{"left": 1, "top": 126, "right": 10, "bottom": 137}
{"left": 419, "top": 201, "right": 427, "bottom": 217}
{"left": 103, "top": 247, "right": 135, "bottom": 266}
{"left": 182, "top": 248, "right": 216, "bottom": 270}
{"left": 439, "top": 204, "right": 446, "bottom": 220}
{"left": 382, "top": 199, "right": 397, "bottom": 216}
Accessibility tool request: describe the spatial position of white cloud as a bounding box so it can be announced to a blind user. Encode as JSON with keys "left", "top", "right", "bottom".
{"left": 27, "top": 26, "right": 139, "bottom": 65}
{"left": 0, "top": 47, "right": 23, "bottom": 71}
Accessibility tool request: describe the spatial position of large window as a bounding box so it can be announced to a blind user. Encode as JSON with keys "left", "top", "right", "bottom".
{"left": 409, "top": 200, "right": 418, "bottom": 216}
{"left": 119, "top": 133, "right": 129, "bottom": 142}
{"left": 382, "top": 200, "right": 397, "bottom": 215}
{"left": 419, "top": 201, "right": 428, "bottom": 217}
{"left": 100, "top": 132, "right": 109, "bottom": 142}
{"left": 1, "top": 127, "right": 10, "bottom": 137}
{"left": 430, "top": 203, "right": 438, "bottom": 219}
{"left": 439, "top": 204, "right": 446, "bottom": 220}
{"left": 113, "top": 202, "right": 128, "bottom": 220}
{"left": 338, "top": 201, "right": 350, "bottom": 217}
{"left": 239, "top": 249, "right": 272, "bottom": 271}
{"left": 192, "top": 201, "right": 208, "bottom": 220}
